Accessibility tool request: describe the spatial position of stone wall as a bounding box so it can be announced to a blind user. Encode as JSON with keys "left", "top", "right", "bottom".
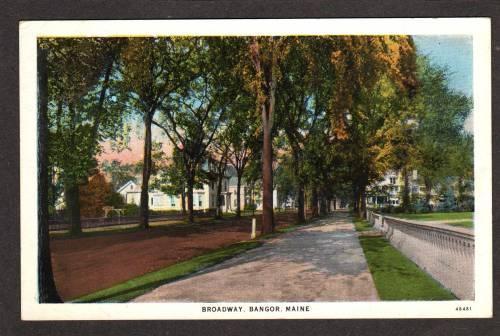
{"left": 366, "top": 211, "right": 474, "bottom": 300}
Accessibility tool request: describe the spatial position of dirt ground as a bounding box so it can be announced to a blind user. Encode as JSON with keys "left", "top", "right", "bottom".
{"left": 50, "top": 211, "right": 299, "bottom": 301}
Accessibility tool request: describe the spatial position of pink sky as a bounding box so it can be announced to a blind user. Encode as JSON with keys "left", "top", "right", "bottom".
{"left": 98, "top": 126, "right": 174, "bottom": 164}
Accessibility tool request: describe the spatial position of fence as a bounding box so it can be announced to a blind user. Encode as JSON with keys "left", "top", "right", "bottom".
{"left": 366, "top": 210, "right": 474, "bottom": 300}
{"left": 49, "top": 209, "right": 217, "bottom": 231}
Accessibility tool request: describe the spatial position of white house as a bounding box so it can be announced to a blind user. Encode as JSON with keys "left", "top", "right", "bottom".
{"left": 366, "top": 170, "right": 423, "bottom": 207}
{"left": 117, "top": 164, "right": 280, "bottom": 212}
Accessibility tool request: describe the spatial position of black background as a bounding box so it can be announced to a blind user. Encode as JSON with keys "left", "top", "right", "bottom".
{"left": 1, "top": 1, "right": 499, "bottom": 335}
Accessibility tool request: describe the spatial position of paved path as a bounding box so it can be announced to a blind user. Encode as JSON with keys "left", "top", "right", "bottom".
{"left": 133, "top": 212, "right": 379, "bottom": 302}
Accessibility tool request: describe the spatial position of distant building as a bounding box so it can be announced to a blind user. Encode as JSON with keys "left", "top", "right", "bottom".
{"left": 366, "top": 170, "right": 423, "bottom": 208}
{"left": 117, "top": 164, "right": 281, "bottom": 212}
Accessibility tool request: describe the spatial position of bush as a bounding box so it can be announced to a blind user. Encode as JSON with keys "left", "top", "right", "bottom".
{"left": 150, "top": 209, "right": 182, "bottom": 216}
{"left": 106, "top": 191, "right": 125, "bottom": 208}
{"left": 123, "top": 203, "right": 140, "bottom": 216}
{"left": 244, "top": 203, "right": 257, "bottom": 212}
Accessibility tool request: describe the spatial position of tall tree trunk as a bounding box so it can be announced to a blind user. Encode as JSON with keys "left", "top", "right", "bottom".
{"left": 319, "top": 191, "right": 327, "bottom": 216}
{"left": 358, "top": 185, "right": 367, "bottom": 219}
{"left": 88, "top": 58, "right": 114, "bottom": 159}
{"left": 292, "top": 148, "right": 305, "bottom": 223}
{"left": 297, "top": 184, "right": 305, "bottom": 223}
{"left": 215, "top": 171, "right": 224, "bottom": 219}
{"left": 187, "top": 169, "right": 195, "bottom": 224}
{"left": 402, "top": 168, "right": 411, "bottom": 212}
{"left": 352, "top": 185, "right": 359, "bottom": 212}
{"left": 424, "top": 177, "right": 433, "bottom": 211}
{"left": 49, "top": 166, "right": 57, "bottom": 214}
{"left": 181, "top": 189, "right": 186, "bottom": 215}
{"left": 139, "top": 112, "right": 153, "bottom": 229}
{"left": 65, "top": 182, "right": 81, "bottom": 235}
{"left": 251, "top": 37, "right": 276, "bottom": 234}
{"left": 310, "top": 187, "right": 319, "bottom": 217}
{"left": 261, "top": 115, "right": 274, "bottom": 234}
{"left": 65, "top": 103, "right": 82, "bottom": 234}
{"left": 38, "top": 45, "right": 62, "bottom": 302}
{"left": 235, "top": 173, "right": 242, "bottom": 218}
{"left": 457, "top": 176, "right": 464, "bottom": 210}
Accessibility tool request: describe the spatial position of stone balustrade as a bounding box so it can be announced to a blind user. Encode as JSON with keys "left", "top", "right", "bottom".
{"left": 366, "top": 210, "right": 474, "bottom": 300}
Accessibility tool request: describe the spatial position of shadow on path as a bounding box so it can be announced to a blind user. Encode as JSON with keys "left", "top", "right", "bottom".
{"left": 134, "top": 212, "right": 379, "bottom": 302}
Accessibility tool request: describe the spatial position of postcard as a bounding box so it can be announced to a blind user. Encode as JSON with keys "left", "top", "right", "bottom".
{"left": 19, "top": 18, "right": 492, "bottom": 319}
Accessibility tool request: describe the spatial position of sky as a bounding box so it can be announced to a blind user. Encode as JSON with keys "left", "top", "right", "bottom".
{"left": 413, "top": 35, "right": 474, "bottom": 134}
{"left": 99, "top": 35, "right": 475, "bottom": 164}
{"left": 413, "top": 35, "right": 473, "bottom": 97}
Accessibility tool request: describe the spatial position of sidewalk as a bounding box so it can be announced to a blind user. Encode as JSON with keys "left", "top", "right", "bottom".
{"left": 133, "top": 212, "right": 379, "bottom": 302}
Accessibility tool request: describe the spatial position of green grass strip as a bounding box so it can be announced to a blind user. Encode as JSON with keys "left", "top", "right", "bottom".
{"left": 353, "top": 217, "right": 456, "bottom": 300}
{"left": 72, "top": 240, "right": 262, "bottom": 303}
{"left": 352, "top": 217, "right": 374, "bottom": 232}
{"left": 393, "top": 212, "right": 473, "bottom": 222}
{"left": 444, "top": 220, "right": 473, "bottom": 228}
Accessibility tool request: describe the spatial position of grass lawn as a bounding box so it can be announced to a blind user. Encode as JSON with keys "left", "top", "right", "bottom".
{"left": 72, "top": 240, "right": 262, "bottom": 303}
{"left": 392, "top": 212, "right": 472, "bottom": 221}
{"left": 444, "top": 220, "right": 473, "bottom": 228}
{"left": 354, "top": 218, "right": 456, "bottom": 300}
{"left": 391, "top": 212, "right": 473, "bottom": 229}
{"left": 353, "top": 217, "right": 374, "bottom": 232}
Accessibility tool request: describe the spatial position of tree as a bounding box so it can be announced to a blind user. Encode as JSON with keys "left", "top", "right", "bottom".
{"left": 326, "top": 36, "right": 418, "bottom": 217}
{"left": 100, "top": 159, "right": 136, "bottom": 191}
{"left": 275, "top": 38, "right": 332, "bottom": 222}
{"left": 154, "top": 147, "right": 188, "bottom": 214}
{"left": 248, "top": 37, "right": 291, "bottom": 234}
{"left": 411, "top": 56, "right": 472, "bottom": 210}
{"left": 44, "top": 38, "right": 125, "bottom": 234}
{"left": 120, "top": 37, "right": 198, "bottom": 228}
{"left": 79, "top": 172, "right": 113, "bottom": 218}
{"left": 154, "top": 37, "right": 244, "bottom": 223}
{"left": 273, "top": 155, "right": 297, "bottom": 209}
{"left": 37, "top": 42, "right": 62, "bottom": 303}
{"left": 223, "top": 96, "right": 260, "bottom": 218}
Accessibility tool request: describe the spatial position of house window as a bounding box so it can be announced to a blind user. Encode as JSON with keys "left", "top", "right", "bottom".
{"left": 390, "top": 177, "right": 396, "bottom": 184}
{"left": 151, "top": 197, "right": 154, "bottom": 206}
{"left": 170, "top": 196, "right": 175, "bottom": 207}
{"left": 198, "top": 196, "right": 203, "bottom": 207}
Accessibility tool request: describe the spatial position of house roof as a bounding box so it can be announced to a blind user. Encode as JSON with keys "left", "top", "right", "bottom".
{"left": 117, "top": 180, "right": 139, "bottom": 193}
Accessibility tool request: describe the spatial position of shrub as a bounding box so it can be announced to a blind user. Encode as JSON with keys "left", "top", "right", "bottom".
{"left": 244, "top": 203, "right": 257, "bottom": 212}
{"left": 123, "top": 203, "right": 140, "bottom": 216}
{"left": 150, "top": 209, "right": 182, "bottom": 216}
{"left": 79, "top": 172, "right": 112, "bottom": 218}
{"left": 106, "top": 191, "right": 125, "bottom": 208}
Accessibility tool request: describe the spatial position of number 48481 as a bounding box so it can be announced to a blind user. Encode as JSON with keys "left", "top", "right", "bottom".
{"left": 456, "top": 306, "right": 472, "bottom": 311}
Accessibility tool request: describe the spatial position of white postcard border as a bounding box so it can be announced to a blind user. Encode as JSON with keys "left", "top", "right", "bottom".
{"left": 19, "top": 18, "right": 492, "bottom": 320}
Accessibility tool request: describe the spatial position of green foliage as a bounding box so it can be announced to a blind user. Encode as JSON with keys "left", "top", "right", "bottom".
{"left": 105, "top": 191, "right": 125, "bottom": 209}
{"left": 123, "top": 203, "right": 140, "bottom": 216}
{"left": 244, "top": 203, "right": 257, "bottom": 212}
{"left": 411, "top": 57, "right": 473, "bottom": 208}
{"left": 352, "top": 217, "right": 374, "bottom": 232}
{"left": 273, "top": 156, "right": 297, "bottom": 207}
{"left": 100, "top": 159, "right": 136, "bottom": 191}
